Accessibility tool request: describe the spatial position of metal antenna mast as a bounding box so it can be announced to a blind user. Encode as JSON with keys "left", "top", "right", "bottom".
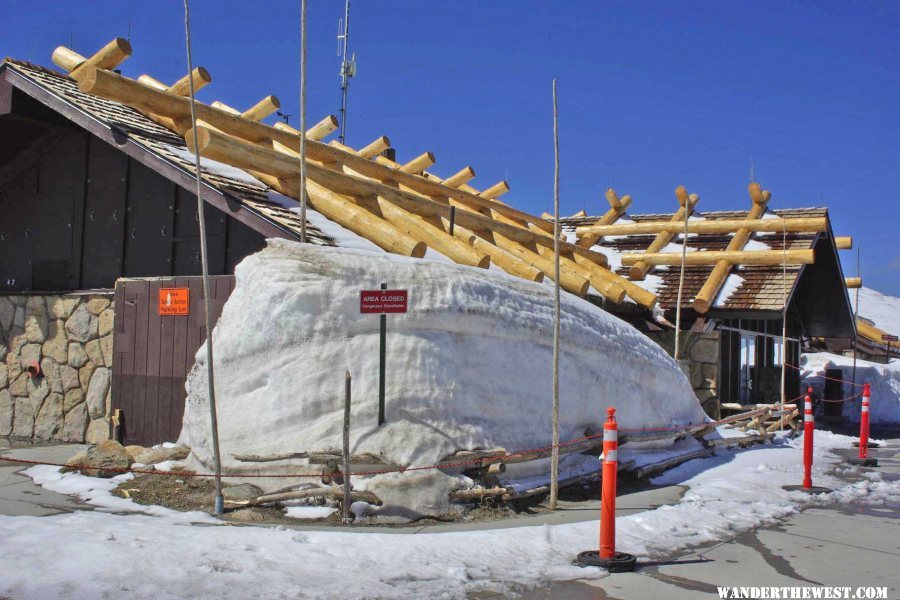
{"left": 337, "top": 0, "right": 356, "bottom": 143}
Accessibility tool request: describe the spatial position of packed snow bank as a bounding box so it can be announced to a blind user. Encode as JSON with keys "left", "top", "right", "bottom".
{"left": 179, "top": 240, "right": 705, "bottom": 517}
{"left": 801, "top": 352, "right": 900, "bottom": 423}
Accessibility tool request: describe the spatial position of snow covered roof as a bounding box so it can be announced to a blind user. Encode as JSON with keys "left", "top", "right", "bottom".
{"left": 1, "top": 58, "right": 335, "bottom": 247}
{"left": 560, "top": 208, "right": 828, "bottom": 313}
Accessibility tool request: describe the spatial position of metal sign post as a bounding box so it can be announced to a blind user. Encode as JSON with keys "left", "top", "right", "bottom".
{"left": 883, "top": 334, "right": 898, "bottom": 363}
{"left": 360, "top": 285, "right": 408, "bottom": 425}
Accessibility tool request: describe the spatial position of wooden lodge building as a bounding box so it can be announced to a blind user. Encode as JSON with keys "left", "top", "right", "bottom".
{"left": 0, "top": 40, "right": 859, "bottom": 445}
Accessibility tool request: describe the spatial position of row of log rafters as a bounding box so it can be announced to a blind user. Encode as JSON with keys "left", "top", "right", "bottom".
{"left": 52, "top": 38, "right": 661, "bottom": 307}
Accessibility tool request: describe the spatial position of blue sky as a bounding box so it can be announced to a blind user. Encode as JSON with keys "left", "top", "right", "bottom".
{"left": 3, "top": 1, "right": 899, "bottom": 294}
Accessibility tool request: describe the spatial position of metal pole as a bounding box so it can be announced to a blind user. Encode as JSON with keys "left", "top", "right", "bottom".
{"left": 338, "top": 0, "right": 351, "bottom": 143}
{"left": 183, "top": 0, "right": 224, "bottom": 515}
{"left": 378, "top": 282, "right": 387, "bottom": 426}
{"left": 549, "top": 79, "right": 561, "bottom": 511}
{"left": 851, "top": 247, "right": 860, "bottom": 385}
{"left": 299, "top": 0, "right": 308, "bottom": 243}
{"left": 342, "top": 370, "right": 352, "bottom": 522}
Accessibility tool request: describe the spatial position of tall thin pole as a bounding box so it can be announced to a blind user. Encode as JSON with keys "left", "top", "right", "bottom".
{"left": 183, "top": 0, "right": 224, "bottom": 515}
{"left": 299, "top": 0, "right": 308, "bottom": 243}
{"left": 779, "top": 216, "right": 788, "bottom": 430}
{"left": 549, "top": 79, "right": 561, "bottom": 511}
{"left": 851, "top": 247, "right": 860, "bottom": 385}
{"left": 342, "top": 370, "right": 352, "bottom": 523}
{"left": 673, "top": 209, "right": 689, "bottom": 361}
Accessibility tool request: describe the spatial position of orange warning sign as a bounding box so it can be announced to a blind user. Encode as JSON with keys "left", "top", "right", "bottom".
{"left": 158, "top": 288, "right": 190, "bottom": 316}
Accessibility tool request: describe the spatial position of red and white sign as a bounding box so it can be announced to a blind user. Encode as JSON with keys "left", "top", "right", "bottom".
{"left": 882, "top": 334, "right": 899, "bottom": 343}
{"left": 158, "top": 287, "right": 190, "bottom": 316}
{"left": 360, "top": 290, "right": 408, "bottom": 314}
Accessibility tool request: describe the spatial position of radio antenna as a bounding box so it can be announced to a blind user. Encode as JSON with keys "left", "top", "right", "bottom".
{"left": 336, "top": 0, "right": 356, "bottom": 143}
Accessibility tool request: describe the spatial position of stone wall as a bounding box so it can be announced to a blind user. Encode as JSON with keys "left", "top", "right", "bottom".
{"left": 0, "top": 294, "right": 113, "bottom": 443}
{"left": 647, "top": 330, "right": 720, "bottom": 417}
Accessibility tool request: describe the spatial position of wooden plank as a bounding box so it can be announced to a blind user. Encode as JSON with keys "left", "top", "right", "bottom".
{"left": 130, "top": 280, "right": 151, "bottom": 445}
{"left": 167, "top": 276, "right": 191, "bottom": 442}
{"left": 144, "top": 279, "right": 163, "bottom": 445}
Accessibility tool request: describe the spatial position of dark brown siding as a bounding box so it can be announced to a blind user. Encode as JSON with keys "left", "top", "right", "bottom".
{"left": 112, "top": 275, "right": 235, "bottom": 446}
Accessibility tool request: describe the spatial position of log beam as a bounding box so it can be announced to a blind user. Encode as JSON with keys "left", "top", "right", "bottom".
{"left": 357, "top": 136, "right": 391, "bottom": 159}
{"left": 479, "top": 181, "right": 510, "bottom": 199}
{"left": 629, "top": 186, "right": 699, "bottom": 280}
{"left": 693, "top": 183, "right": 771, "bottom": 313}
{"left": 138, "top": 67, "right": 212, "bottom": 96}
{"left": 845, "top": 277, "right": 862, "bottom": 289}
{"left": 399, "top": 152, "right": 435, "bottom": 174}
{"left": 242, "top": 95, "right": 281, "bottom": 122}
{"left": 57, "top": 38, "right": 132, "bottom": 78}
{"left": 621, "top": 249, "right": 814, "bottom": 267}
{"left": 576, "top": 216, "right": 828, "bottom": 238}
{"left": 835, "top": 236, "right": 853, "bottom": 250}
{"left": 576, "top": 189, "right": 633, "bottom": 249}
{"left": 442, "top": 166, "right": 476, "bottom": 188}
{"left": 211, "top": 100, "right": 241, "bottom": 115}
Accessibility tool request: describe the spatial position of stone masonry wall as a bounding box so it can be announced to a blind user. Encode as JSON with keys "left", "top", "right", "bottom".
{"left": 0, "top": 294, "right": 113, "bottom": 443}
{"left": 647, "top": 330, "right": 720, "bottom": 417}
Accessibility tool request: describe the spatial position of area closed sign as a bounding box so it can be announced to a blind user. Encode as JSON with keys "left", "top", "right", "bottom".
{"left": 360, "top": 289, "right": 408, "bottom": 314}
{"left": 158, "top": 288, "right": 190, "bottom": 316}
{"left": 883, "top": 334, "right": 898, "bottom": 342}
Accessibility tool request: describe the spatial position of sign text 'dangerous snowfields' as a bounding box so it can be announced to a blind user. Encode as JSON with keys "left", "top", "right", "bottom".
{"left": 360, "top": 290, "right": 408, "bottom": 314}
{"left": 158, "top": 288, "right": 190, "bottom": 316}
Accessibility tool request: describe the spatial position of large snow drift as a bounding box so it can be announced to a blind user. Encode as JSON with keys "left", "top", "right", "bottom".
{"left": 179, "top": 240, "right": 705, "bottom": 516}
{"left": 857, "top": 286, "right": 900, "bottom": 336}
{"left": 802, "top": 352, "right": 900, "bottom": 424}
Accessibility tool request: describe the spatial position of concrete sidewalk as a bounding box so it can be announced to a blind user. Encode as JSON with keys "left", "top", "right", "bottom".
{"left": 0, "top": 441, "right": 89, "bottom": 517}
{"left": 519, "top": 440, "right": 900, "bottom": 599}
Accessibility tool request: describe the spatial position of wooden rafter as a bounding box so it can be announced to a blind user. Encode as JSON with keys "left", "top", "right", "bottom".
{"left": 620, "top": 249, "right": 814, "bottom": 266}
{"left": 56, "top": 41, "right": 659, "bottom": 307}
{"left": 576, "top": 216, "right": 827, "bottom": 238}
{"left": 693, "top": 183, "right": 771, "bottom": 313}
{"left": 628, "top": 186, "right": 699, "bottom": 281}
{"left": 575, "top": 189, "right": 632, "bottom": 249}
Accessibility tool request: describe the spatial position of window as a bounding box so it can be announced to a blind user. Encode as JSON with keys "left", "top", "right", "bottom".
{"left": 773, "top": 338, "right": 784, "bottom": 366}
{"left": 739, "top": 333, "right": 756, "bottom": 403}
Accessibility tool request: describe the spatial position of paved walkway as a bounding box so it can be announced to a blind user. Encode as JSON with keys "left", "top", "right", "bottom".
{"left": 0, "top": 441, "right": 88, "bottom": 517}
{"left": 520, "top": 441, "right": 900, "bottom": 599}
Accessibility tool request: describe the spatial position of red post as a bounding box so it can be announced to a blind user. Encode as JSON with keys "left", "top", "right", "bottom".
{"left": 858, "top": 383, "right": 871, "bottom": 460}
{"left": 802, "top": 387, "right": 814, "bottom": 489}
{"left": 600, "top": 407, "right": 618, "bottom": 559}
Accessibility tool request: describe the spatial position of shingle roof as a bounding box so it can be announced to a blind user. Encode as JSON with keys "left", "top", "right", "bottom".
{"left": 2, "top": 58, "right": 334, "bottom": 246}
{"left": 559, "top": 208, "right": 828, "bottom": 312}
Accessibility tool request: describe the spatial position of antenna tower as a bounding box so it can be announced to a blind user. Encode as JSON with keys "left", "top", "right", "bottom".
{"left": 337, "top": 0, "right": 356, "bottom": 143}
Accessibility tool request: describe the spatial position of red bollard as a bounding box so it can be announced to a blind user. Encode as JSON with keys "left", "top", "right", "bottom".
{"left": 803, "top": 388, "right": 814, "bottom": 488}
{"left": 783, "top": 387, "right": 831, "bottom": 494}
{"left": 577, "top": 407, "right": 636, "bottom": 572}
{"left": 849, "top": 383, "right": 878, "bottom": 467}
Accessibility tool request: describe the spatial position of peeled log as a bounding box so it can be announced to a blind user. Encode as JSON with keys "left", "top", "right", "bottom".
{"left": 621, "top": 249, "right": 814, "bottom": 267}
{"left": 443, "top": 166, "right": 476, "bottom": 188}
{"left": 845, "top": 277, "right": 862, "bottom": 289}
{"left": 68, "top": 38, "right": 132, "bottom": 78}
{"left": 52, "top": 46, "right": 87, "bottom": 72}
{"left": 399, "top": 152, "right": 435, "bottom": 174}
{"left": 629, "top": 188, "right": 699, "bottom": 280}
{"left": 357, "top": 136, "right": 391, "bottom": 158}
{"left": 576, "top": 189, "right": 633, "bottom": 249}
{"left": 835, "top": 236, "right": 853, "bottom": 250}
{"left": 577, "top": 216, "right": 828, "bottom": 238}
{"left": 242, "top": 95, "right": 281, "bottom": 122}
{"left": 694, "top": 184, "right": 770, "bottom": 313}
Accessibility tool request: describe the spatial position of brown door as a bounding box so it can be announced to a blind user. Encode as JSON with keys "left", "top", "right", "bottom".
{"left": 112, "top": 276, "right": 235, "bottom": 446}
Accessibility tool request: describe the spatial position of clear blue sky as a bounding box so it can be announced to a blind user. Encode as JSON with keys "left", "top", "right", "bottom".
{"left": 3, "top": 1, "right": 899, "bottom": 294}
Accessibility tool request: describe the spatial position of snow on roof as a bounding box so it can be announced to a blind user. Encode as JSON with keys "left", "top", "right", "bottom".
{"left": 857, "top": 287, "right": 900, "bottom": 337}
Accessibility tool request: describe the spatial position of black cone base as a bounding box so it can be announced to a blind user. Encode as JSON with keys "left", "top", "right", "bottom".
{"left": 847, "top": 457, "right": 879, "bottom": 467}
{"left": 782, "top": 484, "right": 832, "bottom": 494}
{"left": 577, "top": 551, "right": 637, "bottom": 572}
{"left": 852, "top": 441, "right": 881, "bottom": 448}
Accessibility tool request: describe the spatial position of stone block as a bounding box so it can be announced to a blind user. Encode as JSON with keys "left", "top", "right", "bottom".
{"left": 61, "top": 403, "right": 89, "bottom": 442}
{"left": 9, "top": 373, "right": 29, "bottom": 397}
{"left": 13, "top": 306, "right": 25, "bottom": 329}
{"left": 0, "top": 389, "right": 12, "bottom": 436}
{"left": 86, "top": 297, "right": 111, "bottom": 316}
{"left": 98, "top": 308, "right": 114, "bottom": 337}
{"left": 34, "top": 392, "right": 63, "bottom": 439}
{"left": 79, "top": 440, "right": 132, "bottom": 477}
{"left": 65, "top": 304, "right": 97, "bottom": 343}
{"left": 20, "top": 343, "right": 42, "bottom": 368}
{"left": 85, "top": 418, "right": 109, "bottom": 445}
{"left": 64, "top": 388, "right": 84, "bottom": 413}
{"left": 40, "top": 357, "right": 62, "bottom": 393}
{"left": 24, "top": 309, "right": 49, "bottom": 344}
{"left": 79, "top": 363, "right": 96, "bottom": 391}
{"left": 86, "top": 367, "right": 110, "bottom": 419}
{"left": 49, "top": 297, "right": 80, "bottom": 319}
{"left": 100, "top": 335, "right": 113, "bottom": 367}
{"left": 0, "top": 363, "right": 7, "bottom": 388}
{"left": 60, "top": 364, "right": 80, "bottom": 392}
{"left": 85, "top": 339, "right": 104, "bottom": 367}
{"left": 29, "top": 378, "right": 50, "bottom": 414}
{"left": 41, "top": 319, "right": 68, "bottom": 363}
{"left": 6, "top": 352, "right": 22, "bottom": 382}
{"left": 689, "top": 338, "right": 719, "bottom": 364}
{"left": 12, "top": 397, "right": 34, "bottom": 438}
{"left": 68, "top": 342, "right": 89, "bottom": 368}
{"left": 0, "top": 296, "right": 15, "bottom": 330}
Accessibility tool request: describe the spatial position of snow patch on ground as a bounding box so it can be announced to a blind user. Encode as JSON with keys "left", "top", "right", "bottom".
{"left": 802, "top": 352, "right": 900, "bottom": 423}
{"left": 3, "top": 431, "right": 894, "bottom": 599}
{"left": 284, "top": 506, "right": 337, "bottom": 520}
